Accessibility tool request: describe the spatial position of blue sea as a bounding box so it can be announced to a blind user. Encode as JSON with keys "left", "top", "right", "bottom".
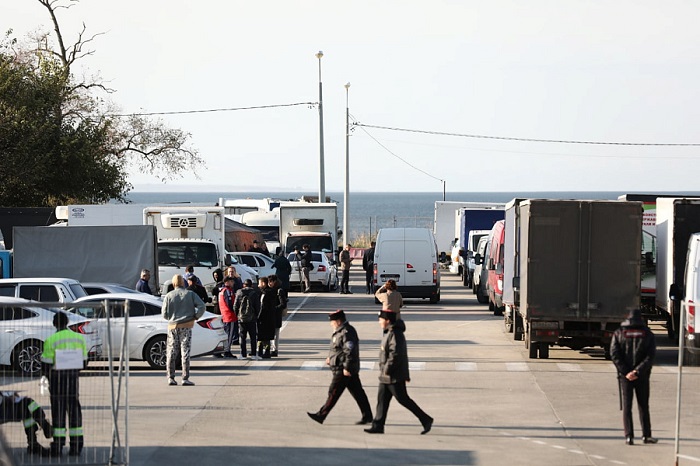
{"left": 125, "top": 191, "right": 700, "bottom": 244}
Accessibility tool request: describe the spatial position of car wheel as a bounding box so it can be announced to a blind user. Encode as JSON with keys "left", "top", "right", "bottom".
{"left": 539, "top": 343, "right": 549, "bottom": 359}
{"left": 429, "top": 294, "right": 438, "bottom": 304}
{"left": 144, "top": 335, "right": 168, "bottom": 369}
{"left": 13, "top": 340, "right": 43, "bottom": 376}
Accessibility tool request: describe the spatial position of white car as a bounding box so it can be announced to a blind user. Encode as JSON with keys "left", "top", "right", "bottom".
{"left": 224, "top": 253, "right": 259, "bottom": 282}
{"left": 229, "top": 252, "right": 275, "bottom": 278}
{"left": 0, "top": 297, "right": 102, "bottom": 376}
{"left": 287, "top": 251, "right": 338, "bottom": 292}
{"left": 71, "top": 293, "right": 227, "bottom": 369}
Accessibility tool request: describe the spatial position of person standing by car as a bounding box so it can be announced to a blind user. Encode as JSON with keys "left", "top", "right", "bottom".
{"left": 248, "top": 239, "right": 270, "bottom": 257}
{"left": 268, "top": 274, "right": 288, "bottom": 357}
{"left": 272, "top": 247, "right": 293, "bottom": 291}
{"left": 307, "top": 310, "right": 373, "bottom": 425}
{"left": 365, "top": 311, "right": 433, "bottom": 435}
{"left": 225, "top": 266, "right": 243, "bottom": 294}
{"left": 187, "top": 275, "right": 210, "bottom": 303}
{"left": 135, "top": 269, "right": 153, "bottom": 295}
{"left": 299, "top": 244, "right": 313, "bottom": 293}
{"left": 257, "top": 276, "right": 277, "bottom": 358}
{"left": 610, "top": 309, "right": 657, "bottom": 445}
{"left": 161, "top": 275, "right": 206, "bottom": 386}
{"left": 234, "top": 279, "right": 261, "bottom": 360}
{"left": 339, "top": 244, "right": 353, "bottom": 294}
{"left": 362, "top": 241, "right": 376, "bottom": 294}
{"left": 217, "top": 276, "right": 239, "bottom": 359}
{"left": 41, "top": 311, "right": 87, "bottom": 457}
{"left": 375, "top": 279, "right": 403, "bottom": 319}
{"left": 211, "top": 268, "right": 225, "bottom": 314}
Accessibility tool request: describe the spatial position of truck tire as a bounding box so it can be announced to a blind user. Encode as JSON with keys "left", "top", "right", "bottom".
{"left": 476, "top": 285, "right": 488, "bottom": 304}
{"left": 539, "top": 343, "right": 549, "bottom": 359}
{"left": 528, "top": 341, "right": 538, "bottom": 359}
{"left": 514, "top": 314, "right": 524, "bottom": 341}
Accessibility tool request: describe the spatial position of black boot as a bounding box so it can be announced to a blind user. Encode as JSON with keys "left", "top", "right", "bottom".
{"left": 49, "top": 442, "right": 63, "bottom": 457}
{"left": 26, "top": 426, "right": 50, "bottom": 456}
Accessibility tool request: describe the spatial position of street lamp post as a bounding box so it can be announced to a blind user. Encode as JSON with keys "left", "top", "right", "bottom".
{"left": 316, "top": 51, "right": 326, "bottom": 203}
{"left": 343, "top": 82, "right": 351, "bottom": 247}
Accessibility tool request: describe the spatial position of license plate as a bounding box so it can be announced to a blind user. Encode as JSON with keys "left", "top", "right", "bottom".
{"left": 380, "top": 274, "right": 400, "bottom": 282}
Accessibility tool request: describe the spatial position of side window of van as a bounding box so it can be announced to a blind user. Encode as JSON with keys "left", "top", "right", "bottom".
{"left": 19, "top": 285, "right": 60, "bottom": 302}
{"left": 0, "top": 285, "right": 15, "bottom": 297}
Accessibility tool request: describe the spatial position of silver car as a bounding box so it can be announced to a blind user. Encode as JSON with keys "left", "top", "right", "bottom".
{"left": 287, "top": 251, "right": 338, "bottom": 292}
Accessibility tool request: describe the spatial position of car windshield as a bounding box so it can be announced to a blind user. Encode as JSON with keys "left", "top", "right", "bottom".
{"left": 158, "top": 243, "right": 218, "bottom": 267}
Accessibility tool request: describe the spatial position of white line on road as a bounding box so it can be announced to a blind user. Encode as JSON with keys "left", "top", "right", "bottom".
{"left": 455, "top": 362, "right": 478, "bottom": 371}
{"left": 301, "top": 361, "right": 324, "bottom": 370}
{"left": 248, "top": 361, "right": 276, "bottom": 370}
{"left": 506, "top": 362, "right": 529, "bottom": 372}
{"left": 409, "top": 361, "right": 426, "bottom": 371}
{"left": 556, "top": 363, "right": 583, "bottom": 372}
{"left": 360, "top": 361, "right": 376, "bottom": 371}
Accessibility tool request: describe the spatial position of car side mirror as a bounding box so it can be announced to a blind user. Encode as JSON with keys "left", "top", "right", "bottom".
{"left": 224, "top": 254, "right": 232, "bottom": 266}
{"left": 474, "top": 253, "right": 482, "bottom": 265}
{"left": 669, "top": 283, "right": 681, "bottom": 301}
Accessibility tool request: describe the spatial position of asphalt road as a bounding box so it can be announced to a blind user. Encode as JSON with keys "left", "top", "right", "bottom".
{"left": 3, "top": 271, "right": 699, "bottom": 465}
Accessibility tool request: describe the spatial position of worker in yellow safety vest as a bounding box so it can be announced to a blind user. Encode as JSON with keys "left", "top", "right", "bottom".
{"left": 40, "top": 311, "right": 87, "bottom": 457}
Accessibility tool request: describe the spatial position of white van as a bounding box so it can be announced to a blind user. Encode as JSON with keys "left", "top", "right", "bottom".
{"left": 373, "top": 228, "right": 440, "bottom": 304}
{"left": 678, "top": 233, "right": 700, "bottom": 365}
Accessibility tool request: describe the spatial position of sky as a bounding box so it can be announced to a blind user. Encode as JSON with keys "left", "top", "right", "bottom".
{"left": 3, "top": 0, "right": 700, "bottom": 194}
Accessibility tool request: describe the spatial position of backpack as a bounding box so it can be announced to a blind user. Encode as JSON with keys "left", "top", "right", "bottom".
{"left": 238, "top": 294, "right": 255, "bottom": 323}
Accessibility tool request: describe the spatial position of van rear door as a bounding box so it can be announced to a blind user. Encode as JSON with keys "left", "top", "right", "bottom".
{"left": 377, "top": 237, "right": 405, "bottom": 284}
{"left": 404, "top": 239, "right": 434, "bottom": 287}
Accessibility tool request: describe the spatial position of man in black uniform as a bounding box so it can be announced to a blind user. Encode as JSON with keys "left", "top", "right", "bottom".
{"left": 0, "top": 391, "right": 52, "bottom": 456}
{"left": 362, "top": 241, "right": 376, "bottom": 294}
{"left": 307, "top": 310, "right": 372, "bottom": 425}
{"left": 610, "top": 309, "right": 657, "bottom": 445}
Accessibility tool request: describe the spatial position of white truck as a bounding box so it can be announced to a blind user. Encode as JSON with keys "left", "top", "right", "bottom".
{"left": 56, "top": 204, "right": 256, "bottom": 296}
{"left": 655, "top": 198, "right": 700, "bottom": 342}
{"left": 278, "top": 204, "right": 338, "bottom": 256}
{"left": 143, "top": 206, "right": 229, "bottom": 294}
{"left": 450, "top": 205, "right": 505, "bottom": 285}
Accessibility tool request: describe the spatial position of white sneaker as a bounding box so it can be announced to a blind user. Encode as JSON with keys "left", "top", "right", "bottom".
{"left": 240, "top": 355, "right": 248, "bottom": 360}
{"left": 252, "top": 355, "right": 262, "bottom": 361}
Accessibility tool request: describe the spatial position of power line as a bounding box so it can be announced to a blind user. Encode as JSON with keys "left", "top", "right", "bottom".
{"left": 352, "top": 123, "right": 700, "bottom": 147}
{"left": 110, "top": 101, "right": 318, "bottom": 117}
{"left": 351, "top": 114, "right": 443, "bottom": 183}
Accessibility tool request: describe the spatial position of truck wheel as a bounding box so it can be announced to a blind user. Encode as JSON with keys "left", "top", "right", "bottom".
{"left": 539, "top": 343, "right": 549, "bottom": 359}
{"left": 476, "top": 285, "right": 488, "bottom": 304}
{"left": 144, "top": 336, "right": 168, "bottom": 369}
{"left": 514, "top": 314, "right": 524, "bottom": 341}
{"left": 528, "top": 341, "right": 538, "bottom": 359}
{"left": 12, "top": 340, "right": 43, "bottom": 376}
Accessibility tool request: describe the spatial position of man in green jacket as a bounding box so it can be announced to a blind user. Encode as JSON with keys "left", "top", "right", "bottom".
{"left": 41, "top": 311, "right": 87, "bottom": 457}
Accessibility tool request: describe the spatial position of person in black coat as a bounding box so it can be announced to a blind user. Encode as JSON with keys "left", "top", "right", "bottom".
{"left": 307, "top": 310, "right": 372, "bottom": 425}
{"left": 362, "top": 242, "right": 376, "bottom": 294}
{"left": 365, "top": 311, "right": 433, "bottom": 435}
{"left": 271, "top": 247, "right": 292, "bottom": 291}
{"left": 610, "top": 309, "right": 657, "bottom": 445}
{"left": 256, "top": 276, "right": 277, "bottom": 358}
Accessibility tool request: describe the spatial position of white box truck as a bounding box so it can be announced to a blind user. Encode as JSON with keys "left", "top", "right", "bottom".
{"left": 677, "top": 233, "right": 700, "bottom": 364}
{"left": 278, "top": 204, "right": 338, "bottom": 256}
{"left": 655, "top": 198, "right": 700, "bottom": 341}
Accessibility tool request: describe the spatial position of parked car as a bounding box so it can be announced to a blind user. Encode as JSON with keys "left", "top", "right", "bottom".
{"left": 83, "top": 282, "right": 141, "bottom": 296}
{"left": 224, "top": 253, "right": 259, "bottom": 282}
{"left": 228, "top": 252, "right": 275, "bottom": 278}
{"left": 0, "top": 278, "right": 88, "bottom": 302}
{"left": 0, "top": 297, "right": 102, "bottom": 375}
{"left": 70, "top": 293, "right": 227, "bottom": 369}
{"left": 287, "top": 251, "right": 338, "bottom": 292}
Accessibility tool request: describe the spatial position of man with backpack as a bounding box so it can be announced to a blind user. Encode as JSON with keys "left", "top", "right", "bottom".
{"left": 217, "top": 276, "right": 239, "bottom": 359}
{"left": 234, "top": 279, "right": 261, "bottom": 360}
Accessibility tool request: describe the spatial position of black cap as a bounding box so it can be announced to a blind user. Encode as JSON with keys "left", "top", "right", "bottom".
{"left": 328, "top": 310, "right": 346, "bottom": 321}
{"left": 378, "top": 310, "right": 397, "bottom": 323}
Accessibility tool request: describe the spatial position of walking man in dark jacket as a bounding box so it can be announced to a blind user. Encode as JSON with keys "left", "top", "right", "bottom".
{"left": 308, "top": 310, "right": 373, "bottom": 425}
{"left": 610, "top": 308, "right": 657, "bottom": 445}
{"left": 365, "top": 311, "right": 433, "bottom": 435}
{"left": 234, "top": 279, "right": 261, "bottom": 360}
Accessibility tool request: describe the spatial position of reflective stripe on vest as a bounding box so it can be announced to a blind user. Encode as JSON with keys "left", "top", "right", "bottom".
{"left": 27, "top": 400, "right": 40, "bottom": 413}
{"left": 53, "top": 427, "right": 67, "bottom": 438}
{"left": 68, "top": 427, "right": 83, "bottom": 437}
{"left": 23, "top": 418, "right": 36, "bottom": 428}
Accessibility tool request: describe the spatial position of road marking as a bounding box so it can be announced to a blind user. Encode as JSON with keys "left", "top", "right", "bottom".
{"left": 659, "top": 366, "right": 679, "bottom": 374}
{"left": 506, "top": 362, "right": 529, "bottom": 372}
{"left": 301, "top": 361, "right": 324, "bottom": 370}
{"left": 677, "top": 454, "right": 700, "bottom": 462}
{"left": 550, "top": 445, "right": 567, "bottom": 450}
{"left": 248, "top": 361, "right": 276, "bottom": 370}
{"left": 556, "top": 363, "right": 583, "bottom": 372}
{"left": 409, "top": 361, "right": 426, "bottom": 371}
{"left": 360, "top": 361, "right": 376, "bottom": 371}
{"left": 455, "top": 362, "right": 477, "bottom": 371}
